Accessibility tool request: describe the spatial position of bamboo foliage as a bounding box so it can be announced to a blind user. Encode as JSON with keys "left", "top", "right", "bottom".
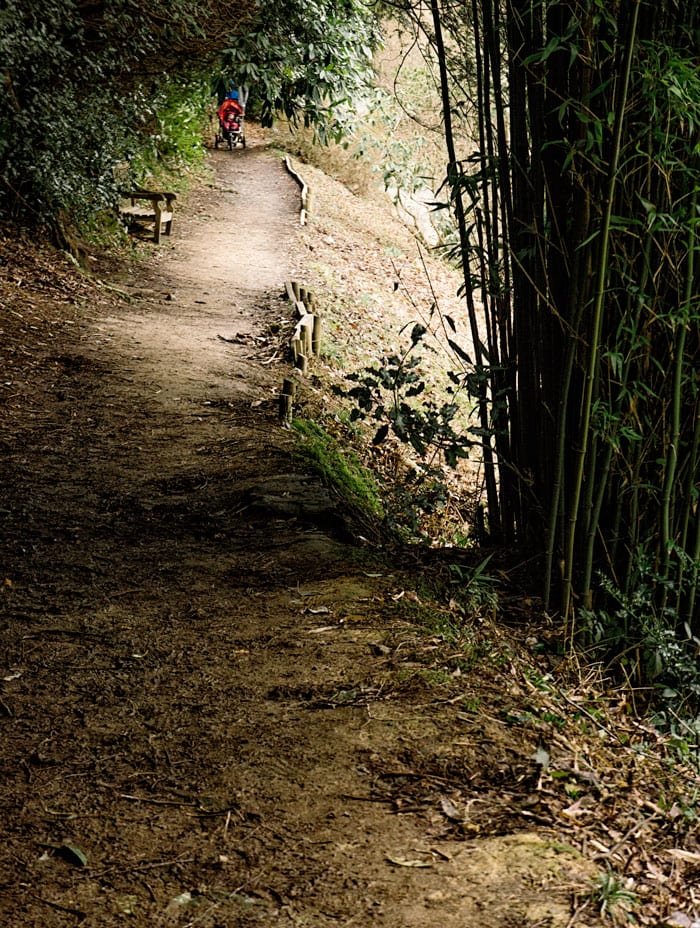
{"left": 407, "top": 0, "right": 700, "bottom": 654}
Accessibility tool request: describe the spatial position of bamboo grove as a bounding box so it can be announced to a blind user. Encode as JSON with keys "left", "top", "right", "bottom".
{"left": 416, "top": 0, "right": 700, "bottom": 670}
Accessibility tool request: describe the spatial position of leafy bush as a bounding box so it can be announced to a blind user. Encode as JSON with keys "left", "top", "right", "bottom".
{"left": 0, "top": 0, "right": 380, "bottom": 234}
{"left": 581, "top": 553, "right": 700, "bottom": 707}
{"left": 338, "top": 322, "right": 473, "bottom": 467}
{"left": 0, "top": 0, "right": 213, "bottom": 232}
{"left": 335, "top": 322, "right": 481, "bottom": 543}
{"left": 216, "top": 0, "right": 379, "bottom": 141}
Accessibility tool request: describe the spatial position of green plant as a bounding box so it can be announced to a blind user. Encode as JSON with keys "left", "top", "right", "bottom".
{"left": 130, "top": 78, "right": 210, "bottom": 182}
{"left": 335, "top": 321, "right": 477, "bottom": 541}
{"left": 217, "top": 0, "right": 379, "bottom": 142}
{"left": 0, "top": 0, "right": 213, "bottom": 231}
{"left": 419, "top": 667, "right": 454, "bottom": 687}
{"left": 447, "top": 556, "right": 497, "bottom": 611}
{"left": 461, "top": 696, "right": 481, "bottom": 713}
{"left": 396, "top": 0, "right": 700, "bottom": 657}
{"left": 580, "top": 556, "right": 700, "bottom": 704}
{"left": 651, "top": 714, "right": 700, "bottom": 774}
{"left": 339, "top": 322, "right": 473, "bottom": 466}
{"left": 589, "top": 870, "right": 639, "bottom": 923}
{"left": 1, "top": 0, "right": 383, "bottom": 238}
{"left": 522, "top": 667, "right": 556, "bottom": 694}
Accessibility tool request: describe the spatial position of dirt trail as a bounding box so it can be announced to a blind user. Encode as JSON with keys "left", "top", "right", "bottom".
{"left": 1, "top": 135, "right": 598, "bottom": 927}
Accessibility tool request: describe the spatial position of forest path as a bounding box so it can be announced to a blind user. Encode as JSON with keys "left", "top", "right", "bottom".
{"left": 0, "top": 132, "right": 595, "bottom": 927}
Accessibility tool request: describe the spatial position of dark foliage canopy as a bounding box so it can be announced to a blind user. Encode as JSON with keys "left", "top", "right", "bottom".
{"left": 0, "top": 0, "right": 378, "bottom": 227}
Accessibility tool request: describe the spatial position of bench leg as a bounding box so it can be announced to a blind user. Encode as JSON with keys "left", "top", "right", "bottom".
{"left": 163, "top": 197, "right": 175, "bottom": 237}
{"left": 153, "top": 204, "right": 163, "bottom": 243}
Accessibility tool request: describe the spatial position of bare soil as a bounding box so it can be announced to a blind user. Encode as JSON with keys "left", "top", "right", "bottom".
{"left": 1, "top": 128, "right": 698, "bottom": 928}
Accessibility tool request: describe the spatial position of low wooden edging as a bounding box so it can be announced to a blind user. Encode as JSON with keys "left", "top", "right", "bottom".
{"left": 283, "top": 156, "right": 314, "bottom": 225}
{"left": 279, "top": 279, "right": 322, "bottom": 424}
{"left": 279, "top": 158, "right": 319, "bottom": 423}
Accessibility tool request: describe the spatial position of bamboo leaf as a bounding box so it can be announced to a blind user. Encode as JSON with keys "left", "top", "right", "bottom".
{"left": 447, "top": 338, "right": 472, "bottom": 365}
{"left": 57, "top": 844, "right": 89, "bottom": 867}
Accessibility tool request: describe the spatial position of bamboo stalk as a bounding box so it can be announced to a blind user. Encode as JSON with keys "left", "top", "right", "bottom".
{"left": 432, "top": 0, "right": 502, "bottom": 538}
{"left": 561, "top": 0, "right": 641, "bottom": 621}
{"left": 659, "top": 185, "right": 696, "bottom": 581}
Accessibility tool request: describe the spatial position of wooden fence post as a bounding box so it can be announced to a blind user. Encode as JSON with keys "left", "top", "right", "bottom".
{"left": 312, "top": 314, "right": 322, "bottom": 357}
{"left": 279, "top": 377, "right": 296, "bottom": 423}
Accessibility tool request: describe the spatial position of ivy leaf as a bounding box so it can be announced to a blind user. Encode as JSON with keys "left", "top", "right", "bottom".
{"left": 410, "top": 323, "right": 427, "bottom": 345}
{"left": 373, "top": 424, "right": 389, "bottom": 445}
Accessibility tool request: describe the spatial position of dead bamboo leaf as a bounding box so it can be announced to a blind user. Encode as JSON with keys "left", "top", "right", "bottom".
{"left": 386, "top": 855, "right": 433, "bottom": 868}
{"left": 667, "top": 848, "right": 700, "bottom": 864}
{"left": 665, "top": 912, "right": 700, "bottom": 928}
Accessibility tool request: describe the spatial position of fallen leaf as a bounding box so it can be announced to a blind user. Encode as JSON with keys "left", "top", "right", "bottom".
{"left": 371, "top": 643, "right": 391, "bottom": 656}
{"left": 440, "top": 796, "right": 465, "bottom": 823}
{"left": 166, "top": 891, "right": 193, "bottom": 912}
{"left": 386, "top": 855, "right": 433, "bottom": 868}
{"left": 430, "top": 846, "right": 453, "bottom": 861}
{"left": 561, "top": 803, "right": 586, "bottom": 820}
{"left": 57, "top": 844, "right": 88, "bottom": 867}
{"left": 667, "top": 848, "right": 700, "bottom": 863}
{"left": 665, "top": 912, "right": 700, "bottom": 928}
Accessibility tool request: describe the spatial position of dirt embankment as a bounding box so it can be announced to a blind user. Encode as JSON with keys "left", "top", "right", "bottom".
{"left": 0, "top": 129, "right": 698, "bottom": 927}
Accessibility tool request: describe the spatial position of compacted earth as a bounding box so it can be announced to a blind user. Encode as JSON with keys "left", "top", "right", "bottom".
{"left": 1, "top": 129, "right": 699, "bottom": 927}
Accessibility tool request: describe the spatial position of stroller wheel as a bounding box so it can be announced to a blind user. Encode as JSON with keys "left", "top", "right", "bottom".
{"left": 242, "top": 135, "right": 246, "bottom": 149}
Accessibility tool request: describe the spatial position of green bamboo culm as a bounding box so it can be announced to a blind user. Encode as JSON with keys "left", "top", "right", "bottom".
{"left": 659, "top": 182, "right": 696, "bottom": 594}
{"left": 395, "top": 0, "right": 700, "bottom": 666}
{"left": 561, "top": 0, "right": 642, "bottom": 622}
{"left": 430, "top": 0, "right": 502, "bottom": 538}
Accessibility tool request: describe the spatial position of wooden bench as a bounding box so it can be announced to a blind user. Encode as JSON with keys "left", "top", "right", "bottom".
{"left": 119, "top": 190, "right": 176, "bottom": 243}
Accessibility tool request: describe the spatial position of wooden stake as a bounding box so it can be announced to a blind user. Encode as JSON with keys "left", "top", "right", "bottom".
{"left": 301, "top": 316, "right": 314, "bottom": 358}
{"left": 312, "top": 314, "right": 322, "bottom": 356}
{"left": 279, "top": 377, "right": 295, "bottom": 423}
